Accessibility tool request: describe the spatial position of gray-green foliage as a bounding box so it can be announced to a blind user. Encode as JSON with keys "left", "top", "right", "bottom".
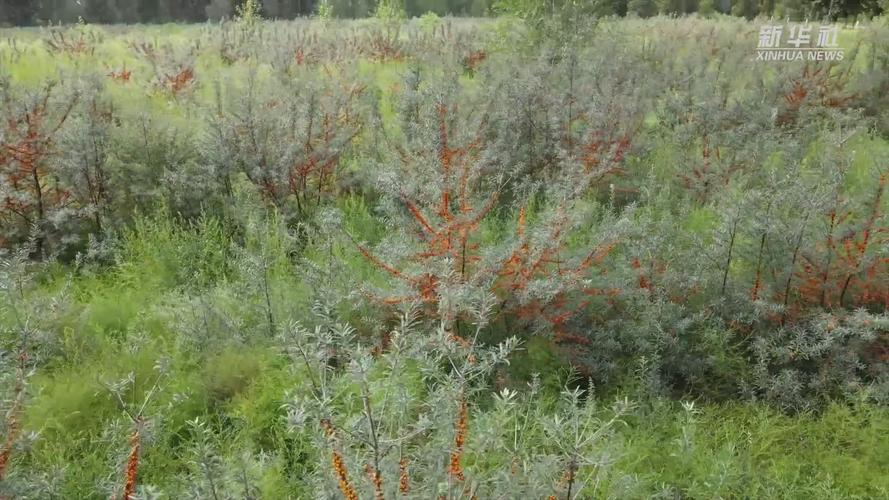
{"left": 1, "top": 15, "right": 888, "bottom": 498}
{"left": 628, "top": 0, "right": 658, "bottom": 17}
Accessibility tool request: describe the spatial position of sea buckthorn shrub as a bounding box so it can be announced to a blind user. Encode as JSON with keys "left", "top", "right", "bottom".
{"left": 279, "top": 303, "right": 635, "bottom": 498}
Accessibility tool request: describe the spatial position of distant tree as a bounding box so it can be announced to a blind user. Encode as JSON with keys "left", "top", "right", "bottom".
{"left": 406, "top": 0, "right": 454, "bottom": 15}
{"left": 698, "top": 0, "right": 715, "bottom": 15}
{"left": 495, "top": 0, "right": 618, "bottom": 19}
{"left": 773, "top": 0, "right": 806, "bottom": 19}
{"left": 206, "top": 0, "right": 234, "bottom": 19}
{"left": 493, "top": 0, "right": 552, "bottom": 18}
{"left": 159, "top": 0, "right": 209, "bottom": 22}
{"left": 833, "top": 0, "right": 884, "bottom": 18}
{"left": 467, "top": 0, "right": 491, "bottom": 15}
{"left": 113, "top": 0, "right": 144, "bottom": 22}
{"left": 35, "top": 0, "right": 79, "bottom": 23}
{"left": 84, "top": 0, "right": 120, "bottom": 23}
{"left": 265, "top": 0, "right": 315, "bottom": 17}
{"left": 236, "top": 0, "right": 263, "bottom": 22}
{"left": 375, "top": 0, "right": 406, "bottom": 20}
{"left": 0, "top": 0, "right": 38, "bottom": 25}
{"left": 628, "top": 0, "right": 658, "bottom": 16}
{"left": 590, "top": 0, "right": 623, "bottom": 16}
{"left": 137, "top": 0, "right": 162, "bottom": 21}
{"left": 731, "top": 0, "right": 759, "bottom": 19}
{"left": 315, "top": 0, "right": 333, "bottom": 17}
{"left": 328, "top": 0, "right": 373, "bottom": 17}
{"left": 657, "top": 0, "right": 697, "bottom": 14}
{"left": 261, "top": 0, "right": 281, "bottom": 16}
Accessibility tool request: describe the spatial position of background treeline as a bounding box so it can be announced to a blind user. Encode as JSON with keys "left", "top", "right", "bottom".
{"left": 1, "top": 0, "right": 492, "bottom": 25}
{"left": 2, "top": 0, "right": 888, "bottom": 25}
{"left": 502, "top": 0, "right": 887, "bottom": 20}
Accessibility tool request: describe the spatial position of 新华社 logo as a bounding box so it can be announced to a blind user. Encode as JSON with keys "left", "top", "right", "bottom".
{"left": 756, "top": 23, "right": 845, "bottom": 61}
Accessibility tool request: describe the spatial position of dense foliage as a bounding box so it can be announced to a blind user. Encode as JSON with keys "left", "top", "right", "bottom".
{"left": 2, "top": 0, "right": 889, "bottom": 25}
{"left": 0, "top": 12, "right": 887, "bottom": 499}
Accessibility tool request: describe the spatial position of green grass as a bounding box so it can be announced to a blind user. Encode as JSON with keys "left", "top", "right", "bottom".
{"left": 612, "top": 399, "right": 889, "bottom": 498}
{"left": 1, "top": 211, "right": 882, "bottom": 497}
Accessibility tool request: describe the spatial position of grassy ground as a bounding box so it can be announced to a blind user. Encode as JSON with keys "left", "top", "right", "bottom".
{"left": 0, "top": 212, "right": 883, "bottom": 498}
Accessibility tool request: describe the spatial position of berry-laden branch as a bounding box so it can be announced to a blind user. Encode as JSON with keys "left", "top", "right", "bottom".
{"left": 320, "top": 418, "right": 359, "bottom": 500}
{"left": 0, "top": 82, "right": 77, "bottom": 253}
{"left": 355, "top": 100, "right": 498, "bottom": 316}
{"left": 795, "top": 174, "right": 887, "bottom": 311}
{"left": 102, "top": 366, "right": 168, "bottom": 500}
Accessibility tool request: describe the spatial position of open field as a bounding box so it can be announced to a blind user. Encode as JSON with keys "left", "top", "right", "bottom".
{"left": 1, "top": 13, "right": 888, "bottom": 499}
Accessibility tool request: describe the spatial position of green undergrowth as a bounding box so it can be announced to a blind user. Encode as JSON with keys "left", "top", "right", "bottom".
{"left": 1, "top": 211, "right": 884, "bottom": 497}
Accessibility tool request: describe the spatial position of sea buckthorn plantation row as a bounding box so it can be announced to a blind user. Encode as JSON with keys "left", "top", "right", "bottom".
{"left": 1, "top": 2, "right": 888, "bottom": 499}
